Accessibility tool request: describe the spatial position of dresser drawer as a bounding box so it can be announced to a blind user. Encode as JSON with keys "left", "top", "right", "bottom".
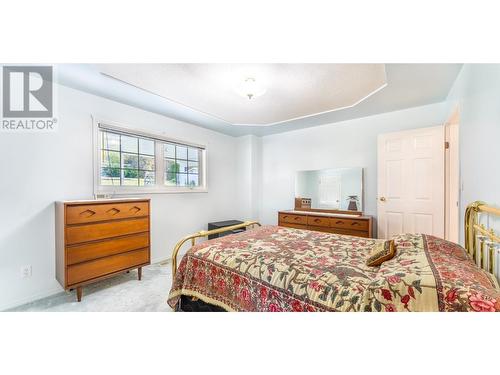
{"left": 67, "top": 248, "right": 150, "bottom": 286}
{"left": 307, "top": 216, "right": 330, "bottom": 228}
{"left": 66, "top": 201, "right": 149, "bottom": 224}
{"left": 67, "top": 232, "right": 150, "bottom": 265}
{"left": 279, "top": 213, "right": 307, "bottom": 225}
{"left": 330, "top": 218, "right": 369, "bottom": 231}
{"left": 330, "top": 228, "right": 370, "bottom": 238}
{"left": 280, "top": 222, "right": 309, "bottom": 230}
{"left": 65, "top": 217, "right": 149, "bottom": 245}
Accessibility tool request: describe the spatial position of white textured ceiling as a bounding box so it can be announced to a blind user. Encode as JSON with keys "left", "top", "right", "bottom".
{"left": 56, "top": 64, "right": 463, "bottom": 136}
{"left": 98, "top": 64, "right": 387, "bottom": 126}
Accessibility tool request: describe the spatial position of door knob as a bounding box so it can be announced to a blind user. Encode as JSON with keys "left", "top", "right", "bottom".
{"left": 379, "top": 197, "right": 386, "bottom": 202}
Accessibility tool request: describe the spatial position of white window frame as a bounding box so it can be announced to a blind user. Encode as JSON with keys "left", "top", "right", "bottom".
{"left": 93, "top": 118, "right": 208, "bottom": 195}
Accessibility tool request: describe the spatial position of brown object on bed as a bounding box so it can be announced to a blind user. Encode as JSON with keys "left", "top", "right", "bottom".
{"left": 366, "top": 240, "right": 396, "bottom": 266}
{"left": 55, "top": 198, "right": 151, "bottom": 302}
{"left": 278, "top": 210, "right": 373, "bottom": 238}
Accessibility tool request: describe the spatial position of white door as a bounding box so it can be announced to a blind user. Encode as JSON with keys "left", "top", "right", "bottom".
{"left": 378, "top": 126, "right": 444, "bottom": 239}
{"left": 318, "top": 175, "right": 341, "bottom": 209}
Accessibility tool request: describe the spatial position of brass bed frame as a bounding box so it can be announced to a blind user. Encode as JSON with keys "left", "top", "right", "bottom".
{"left": 170, "top": 201, "right": 500, "bottom": 284}
{"left": 171, "top": 221, "right": 261, "bottom": 282}
{"left": 465, "top": 201, "right": 500, "bottom": 280}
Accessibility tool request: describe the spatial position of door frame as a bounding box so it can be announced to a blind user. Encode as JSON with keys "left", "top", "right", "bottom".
{"left": 444, "top": 107, "right": 460, "bottom": 243}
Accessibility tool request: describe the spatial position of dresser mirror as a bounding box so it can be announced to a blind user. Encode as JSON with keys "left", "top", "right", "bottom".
{"left": 295, "top": 167, "right": 363, "bottom": 211}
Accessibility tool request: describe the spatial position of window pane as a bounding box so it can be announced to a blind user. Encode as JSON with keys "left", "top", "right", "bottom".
{"left": 101, "top": 167, "right": 120, "bottom": 178}
{"left": 101, "top": 167, "right": 120, "bottom": 185}
{"left": 164, "top": 144, "right": 175, "bottom": 158}
{"left": 139, "top": 138, "right": 155, "bottom": 156}
{"left": 165, "top": 172, "right": 177, "bottom": 186}
{"left": 122, "top": 169, "right": 139, "bottom": 186}
{"left": 102, "top": 131, "right": 120, "bottom": 151}
{"left": 121, "top": 135, "right": 138, "bottom": 153}
{"left": 188, "top": 174, "right": 199, "bottom": 187}
{"left": 101, "top": 178, "right": 119, "bottom": 186}
{"left": 101, "top": 150, "right": 120, "bottom": 168}
{"left": 176, "top": 145, "right": 187, "bottom": 160}
{"left": 165, "top": 158, "right": 178, "bottom": 173}
{"left": 177, "top": 160, "right": 188, "bottom": 173}
{"left": 177, "top": 173, "right": 188, "bottom": 186}
{"left": 187, "top": 161, "right": 198, "bottom": 174}
{"left": 122, "top": 153, "right": 138, "bottom": 169}
{"left": 139, "top": 155, "right": 155, "bottom": 171}
{"left": 188, "top": 147, "right": 199, "bottom": 161}
{"left": 139, "top": 170, "right": 155, "bottom": 186}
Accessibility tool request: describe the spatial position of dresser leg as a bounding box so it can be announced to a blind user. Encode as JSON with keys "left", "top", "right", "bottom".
{"left": 76, "top": 287, "right": 82, "bottom": 302}
{"left": 138, "top": 267, "right": 142, "bottom": 281}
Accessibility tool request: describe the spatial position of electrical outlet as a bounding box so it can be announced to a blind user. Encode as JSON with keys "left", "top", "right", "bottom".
{"left": 21, "top": 265, "right": 32, "bottom": 278}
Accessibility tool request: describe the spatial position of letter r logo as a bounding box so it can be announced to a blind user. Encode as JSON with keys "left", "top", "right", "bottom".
{"left": 2, "top": 66, "right": 53, "bottom": 118}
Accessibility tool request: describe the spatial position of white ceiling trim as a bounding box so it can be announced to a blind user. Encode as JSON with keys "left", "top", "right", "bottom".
{"left": 233, "top": 81, "right": 388, "bottom": 127}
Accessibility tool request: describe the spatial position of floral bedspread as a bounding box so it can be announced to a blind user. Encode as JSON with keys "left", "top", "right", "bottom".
{"left": 167, "top": 226, "right": 500, "bottom": 312}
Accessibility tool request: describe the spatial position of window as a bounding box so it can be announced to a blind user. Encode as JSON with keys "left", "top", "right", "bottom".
{"left": 101, "top": 131, "right": 156, "bottom": 186}
{"left": 164, "top": 143, "right": 201, "bottom": 187}
{"left": 95, "top": 123, "right": 206, "bottom": 193}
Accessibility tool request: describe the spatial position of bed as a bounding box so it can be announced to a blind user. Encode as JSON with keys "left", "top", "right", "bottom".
{"left": 168, "top": 202, "right": 500, "bottom": 312}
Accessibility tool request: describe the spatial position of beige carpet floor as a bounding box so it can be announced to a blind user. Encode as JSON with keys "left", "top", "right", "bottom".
{"left": 8, "top": 263, "right": 173, "bottom": 312}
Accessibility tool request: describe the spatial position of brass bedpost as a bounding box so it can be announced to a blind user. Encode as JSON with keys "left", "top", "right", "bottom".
{"left": 170, "top": 221, "right": 261, "bottom": 283}
{"left": 465, "top": 201, "right": 500, "bottom": 280}
{"left": 465, "top": 201, "right": 485, "bottom": 260}
{"left": 488, "top": 242, "right": 495, "bottom": 274}
{"left": 478, "top": 231, "right": 486, "bottom": 269}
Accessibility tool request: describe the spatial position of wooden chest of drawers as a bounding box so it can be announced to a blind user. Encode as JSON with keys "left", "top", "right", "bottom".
{"left": 55, "top": 198, "right": 151, "bottom": 301}
{"left": 278, "top": 210, "right": 373, "bottom": 238}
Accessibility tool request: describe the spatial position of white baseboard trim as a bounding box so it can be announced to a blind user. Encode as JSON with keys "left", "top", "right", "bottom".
{"left": 151, "top": 256, "right": 172, "bottom": 265}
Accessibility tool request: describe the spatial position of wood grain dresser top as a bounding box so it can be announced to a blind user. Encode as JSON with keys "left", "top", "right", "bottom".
{"left": 57, "top": 198, "right": 150, "bottom": 205}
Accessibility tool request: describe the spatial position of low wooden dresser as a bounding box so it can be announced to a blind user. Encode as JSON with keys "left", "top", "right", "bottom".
{"left": 278, "top": 210, "right": 373, "bottom": 238}
{"left": 55, "top": 198, "right": 151, "bottom": 301}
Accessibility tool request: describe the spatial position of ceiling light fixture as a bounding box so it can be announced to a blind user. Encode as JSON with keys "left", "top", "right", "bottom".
{"left": 235, "top": 77, "right": 266, "bottom": 100}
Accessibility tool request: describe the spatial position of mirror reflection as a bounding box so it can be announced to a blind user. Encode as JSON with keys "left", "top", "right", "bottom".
{"left": 295, "top": 167, "right": 363, "bottom": 211}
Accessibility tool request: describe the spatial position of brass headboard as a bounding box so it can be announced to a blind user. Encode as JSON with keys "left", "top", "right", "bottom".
{"left": 465, "top": 201, "right": 500, "bottom": 279}
{"left": 170, "top": 221, "right": 261, "bottom": 283}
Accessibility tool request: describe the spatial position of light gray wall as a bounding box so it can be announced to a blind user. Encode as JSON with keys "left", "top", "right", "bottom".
{"left": 235, "top": 135, "right": 263, "bottom": 221}
{"left": 0, "top": 84, "right": 242, "bottom": 310}
{"left": 260, "top": 102, "right": 450, "bottom": 228}
{"left": 445, "top": 64, "right": 500, "bottom": 243}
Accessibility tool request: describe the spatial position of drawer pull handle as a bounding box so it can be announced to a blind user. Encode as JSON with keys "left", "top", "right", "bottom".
{"left": 283, "top": 216, "right": 289, "bottom": 219}
{"left": 314, "top": 219, "right": 321, "bottom": 222}
{"left": 294, "top": 217, "right": 301, "bottom": 220}
{"left": 80, "top": 209, "right": 96, "bottom": 217}
{"left": 351, "top": 222, "right": 359, "bottom": 226}
{"left": 107, "top": 207, "right": 121, "bottom": 215}
{"left": 335, "top": 220, "right": 344, "bottom": 224}
{"left": 130, "top": 206, "right": 141, "bottom": 213}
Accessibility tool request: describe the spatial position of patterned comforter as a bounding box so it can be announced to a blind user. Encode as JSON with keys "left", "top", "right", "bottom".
{"left": 167, "top": 226, "right": 500, "bottom": 312}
